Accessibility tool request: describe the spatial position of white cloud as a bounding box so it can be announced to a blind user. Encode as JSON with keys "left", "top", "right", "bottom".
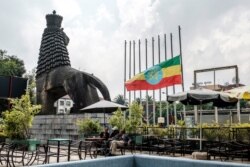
{"left": 184, "top": 5, "right": 250, "bottom": 89}
{"left": 51, "top": 0, "right": 82, "bottom": 20}
{"left": 1, "top": 0, "right": 250, "bottom": 100}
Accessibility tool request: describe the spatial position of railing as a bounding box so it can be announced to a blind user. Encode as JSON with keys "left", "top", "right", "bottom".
{"left": 135, "top": 126, "right": 250, "bottom": 143}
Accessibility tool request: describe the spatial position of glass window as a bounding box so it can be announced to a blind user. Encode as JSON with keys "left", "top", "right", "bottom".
{"left": 60, "top": 101, "right": 64, "bottom": 106}
{"left": 66, "top": 101, "right": 71, "bottom": 106}
{"left": 91, "top": 113, "right": 97, "bottom": 118}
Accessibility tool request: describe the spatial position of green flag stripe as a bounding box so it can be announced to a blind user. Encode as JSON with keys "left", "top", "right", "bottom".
{"left": 159, "top": 55, "right": 180, "bottom": 68}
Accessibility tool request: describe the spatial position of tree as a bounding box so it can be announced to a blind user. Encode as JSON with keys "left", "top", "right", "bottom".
{"left": 0, "top": 49, "right": 26, "bottom": 77}
{"left": 108, "top": 108, "right": 125, "bottom": 130}
{"left": 24, "top": 68, "right": 36, "bottom": 104}
{"left": 125, "top": 102, "right": 144, "bottom": 133}
{"left": 134, "top": 98, "right": 141, "bottom": 104}
{"left": 0, "top": 49, "right": 27, "bottom": 112}
{"left": 113, "top": 94, "right": 126, "bottom": 105}
{"left": 108, "top": 102, "right": 144, "bottom": 134}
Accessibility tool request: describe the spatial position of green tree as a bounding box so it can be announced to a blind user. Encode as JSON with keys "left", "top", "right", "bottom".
{"left": 108, "top": 108, "right": 125, "bottom": 130}
{"left": 24, "top": 68, "right": 36, "bottom": 104}
{"left": 0, "top": 49, "right": 27, "bottom": 112}
{"left": 125, "top": 102, "right": 144, "bottom": 133}
{"left": 113, "top": 94, "right": 126, "bottom": 105}
{"left": 134, "top": 98, "right": 141, "bottom": 104}
{"left": 2, "top": 93, "right": 41, "bottom": 139}
{"left": 0, "top": 49, "right": 26, "bottom": 77}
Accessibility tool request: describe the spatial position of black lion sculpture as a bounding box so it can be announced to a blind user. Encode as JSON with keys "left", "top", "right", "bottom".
{"left": 36, "top": 11, "right": 111, "bottom": 114}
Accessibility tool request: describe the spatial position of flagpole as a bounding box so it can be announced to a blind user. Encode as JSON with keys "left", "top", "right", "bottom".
{"left": 133, "top": 40, "right": 136, "bottom": 101}
{"left": 129, "top": 41, "right": 132, "bottom": 107}
{"left": 170, "top": 33, "right": 175, "bottom": 94}
{"left": 139, "top": 39, "right": 142, "bottom": 124}
{"left": 158, "top": 35, "right": 162, "bottom": 118}
{"left": 138, "top": 39, "right": 142, "bottom": 104}
{"left": 164, "top": 34, "right": 169, "bottom": 126}
{"left": 178, "top": 26, "right": 184, "bottom": 91}
{"left": 145, "top": 38, "right": 149, "bottom": 125}
{"left": 170, "top": 33, "right": 177, "bottom": 125}
{"left": 152, "top": 37, "right": 156, "bottom": 126}
{"left": 124, "top": 40, "right": 127, "bottom": 121}
{"left": 178, "top": 26, "right": 186, "bottom": 120}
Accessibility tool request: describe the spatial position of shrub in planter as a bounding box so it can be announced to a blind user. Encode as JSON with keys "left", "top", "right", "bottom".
{"left": 2, "top": 93, "right": 41, "bottom": 140}
{"left": 108, "top": 108, "right": 125, "bottom": 130}
{"left": 76, "top": 118, "right": 102, "bottom": 137}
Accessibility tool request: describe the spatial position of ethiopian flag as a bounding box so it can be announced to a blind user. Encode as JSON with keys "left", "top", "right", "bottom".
{"left": 125, "top": 55, "right": 182, "bottom": 91}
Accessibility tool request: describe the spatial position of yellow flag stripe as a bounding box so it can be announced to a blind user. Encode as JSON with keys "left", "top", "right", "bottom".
{"left": 162, "top": 65, "right": 181, "bottom": 78}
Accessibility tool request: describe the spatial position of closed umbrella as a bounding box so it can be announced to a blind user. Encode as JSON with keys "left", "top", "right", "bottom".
{"left": 167, "top": 88, "right": 238, "bottom": 150}
{"left": 80, "top": 100, "right": 128, "bottom": 125}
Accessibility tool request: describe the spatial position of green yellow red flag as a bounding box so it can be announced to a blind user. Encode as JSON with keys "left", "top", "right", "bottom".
{"left": 125, "top": 55, "right": 182, "bottom": 91}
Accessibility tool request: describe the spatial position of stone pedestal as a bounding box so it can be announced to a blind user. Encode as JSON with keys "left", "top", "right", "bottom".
{"left": 30, "top": 114, "right": 86, "bottom": 143}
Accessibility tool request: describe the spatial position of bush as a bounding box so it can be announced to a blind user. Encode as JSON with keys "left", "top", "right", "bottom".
{"left": 76, "top": 118, "right": 101, "bottom": 136}
{"left": 108, "top": 108, "right": 125, "bottom": 130}
{"left": 2, "top": 93, "right": 40, "bottom": 139}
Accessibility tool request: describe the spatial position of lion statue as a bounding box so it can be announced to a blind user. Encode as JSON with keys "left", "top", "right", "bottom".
{"left": 36, "top": 11, "right": 111, "bottom": 114}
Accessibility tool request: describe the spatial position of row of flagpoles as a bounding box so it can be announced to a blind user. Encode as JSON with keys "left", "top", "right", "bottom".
{"left": 123, "top": 26, "right": 185, "bottom": 125}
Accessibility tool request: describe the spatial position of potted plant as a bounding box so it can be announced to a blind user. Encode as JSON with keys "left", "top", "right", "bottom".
{"left": 2, "top": 93, "right": 41, "bottom": 151}
{"left": 76, "top": 118, "right": 102, "bottom": 138}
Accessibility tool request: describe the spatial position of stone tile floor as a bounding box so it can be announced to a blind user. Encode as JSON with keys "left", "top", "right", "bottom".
{"left": 0, "top": 147, "right": 249, "bottom": 167}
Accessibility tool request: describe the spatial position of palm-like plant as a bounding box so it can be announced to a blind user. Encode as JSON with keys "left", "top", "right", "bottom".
{"left": 113, "top": 94, "right": 126, "bottom": 105}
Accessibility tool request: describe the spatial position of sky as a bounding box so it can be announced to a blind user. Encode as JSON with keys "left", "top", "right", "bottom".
{"left": 0, "top": 0, "right": 250, "bottom": 101}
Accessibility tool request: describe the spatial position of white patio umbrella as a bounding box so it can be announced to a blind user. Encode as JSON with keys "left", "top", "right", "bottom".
{"left": 167, "top": 88, "right": 238, "bottom": 150}
{"left": 225, "top": 85, "right": 250, "bottom": 100}
{"left": 80, "top": 100, "right": 128, "bottom": 125}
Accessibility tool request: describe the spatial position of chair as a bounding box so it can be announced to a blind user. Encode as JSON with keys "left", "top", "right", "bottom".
{"left": 227, "top": 141, "right": 250, "bottom": 162}
{"left": 134, "top": 135, "right": 144, "bottom": 153}
{"left": 95, "top": 140, "right": 110, "bottom": 156}
{"left": 34, "top": 144, "right": 57, "bottom": 164}
{"left": 207, "top": 141, "right": 228, "bottom": 161}
{"left": 79, "top": 141, "right": 97, "bottom": 159}
{"left": 0, "top": 142, "right": 15, "bottom": 167}
{"left": 68, "top": 140, "right": 82, "bottom": 160}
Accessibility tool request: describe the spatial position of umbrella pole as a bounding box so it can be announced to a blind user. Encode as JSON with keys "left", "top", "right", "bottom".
{"left": 199, "top": 100, "right": 202, "bottom": 151}
{"left": 103, "top": 109, "right": 106, "bottom": 127}
{"left": 215, "top": 107, "right": 218, "bottom": 123}
{"left": 174, "top": 102, "right": 177, "bottom": 125}
{"left": 237, "top": 101, "right": 241, "bottom": 123}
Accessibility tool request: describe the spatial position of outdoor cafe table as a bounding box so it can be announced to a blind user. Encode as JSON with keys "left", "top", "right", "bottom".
{"left": 85, "top": 137, "right": 106, "bottom": 142}
{"left": 47, "top": 138, "right": 72, "bottom": 163}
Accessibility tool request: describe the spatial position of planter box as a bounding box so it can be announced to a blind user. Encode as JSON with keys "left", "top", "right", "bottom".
{"left": 9, "top": 139, "right": 40, "bottom": 151}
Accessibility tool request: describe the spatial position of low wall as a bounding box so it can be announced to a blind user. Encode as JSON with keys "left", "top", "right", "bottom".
{"left": 36, "top": 155, "right": 249, "bottom": 167}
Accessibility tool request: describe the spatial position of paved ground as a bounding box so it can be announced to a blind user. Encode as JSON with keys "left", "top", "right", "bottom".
{"left": 0, "top": 147, "right": 249, "bottom": 167}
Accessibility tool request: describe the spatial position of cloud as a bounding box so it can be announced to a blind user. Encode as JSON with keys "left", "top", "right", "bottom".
{"left": 1, "top": 0, "right": 250, "bottom": 101}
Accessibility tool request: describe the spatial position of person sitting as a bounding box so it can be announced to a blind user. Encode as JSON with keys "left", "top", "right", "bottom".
{"left": 109, "top": 129, "right": 131, "bottom": 155}
{"left": 100, "top": 127, "right": 110, "bottom": 140}
{"left": 110, "top": 126, "right": 119, "bottom": 138}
